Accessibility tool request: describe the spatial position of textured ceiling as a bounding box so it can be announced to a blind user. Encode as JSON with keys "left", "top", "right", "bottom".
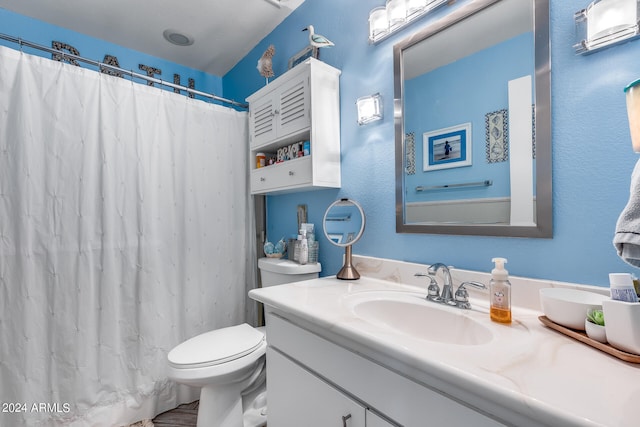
{"left": 0, "top": 0, "right": 304, "bottom": 76}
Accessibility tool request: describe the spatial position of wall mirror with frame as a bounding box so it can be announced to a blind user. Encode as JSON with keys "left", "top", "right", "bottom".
{"left": 394, "top": 0, "right": 552, "bottom": 237}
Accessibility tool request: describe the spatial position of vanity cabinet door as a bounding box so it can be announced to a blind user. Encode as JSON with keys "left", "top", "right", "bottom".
{"left": 266, "top": 347, "right": 365, "bottom": 427}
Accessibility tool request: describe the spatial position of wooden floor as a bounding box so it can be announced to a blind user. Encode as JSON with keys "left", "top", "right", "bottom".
{"left": 151, "top": 400, "right": 199, "bottom": 427}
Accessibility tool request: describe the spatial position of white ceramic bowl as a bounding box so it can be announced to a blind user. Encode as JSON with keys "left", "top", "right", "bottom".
{"left": 584, "top": 318, "right": 607, "bottom": 343}
{"left": 539, "top": 288, "right": 608, "bottom": 331}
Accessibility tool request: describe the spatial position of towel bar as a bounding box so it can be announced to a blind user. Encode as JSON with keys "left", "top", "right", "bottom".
{"left": 415, "top": 180, "right": 493, "bottom": 192}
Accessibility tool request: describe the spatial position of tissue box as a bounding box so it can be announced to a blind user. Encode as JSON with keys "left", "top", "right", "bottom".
{"left": 602, "top": 299, "right": 640, "bottom": 355}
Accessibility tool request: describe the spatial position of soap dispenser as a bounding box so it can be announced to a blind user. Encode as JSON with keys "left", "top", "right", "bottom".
{"left": 490, "top": 257, "right": 512, "bottom": 324}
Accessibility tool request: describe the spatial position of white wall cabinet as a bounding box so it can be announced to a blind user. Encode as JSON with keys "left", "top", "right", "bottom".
{"left": 265, "top": 311, "right": 504, "bottom": 427}
{"left": 246, "top": 58, "right": 341, "bottom": 195}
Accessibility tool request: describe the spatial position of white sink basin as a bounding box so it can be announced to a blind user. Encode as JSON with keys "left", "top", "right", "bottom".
{"left": 344, "top": 291, "right": 493, "bottom": 346}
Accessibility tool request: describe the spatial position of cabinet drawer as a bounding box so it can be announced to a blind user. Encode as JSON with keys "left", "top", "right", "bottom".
{"left": 251, "top": 157, "right": 312, "bottom": 194}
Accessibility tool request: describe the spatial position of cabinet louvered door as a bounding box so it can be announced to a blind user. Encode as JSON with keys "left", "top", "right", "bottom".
{"left": 277, "top": 75, "right": 310, "bottom": 139}
{"left": 250, "top": 96, "right": 277, "bottom": 147}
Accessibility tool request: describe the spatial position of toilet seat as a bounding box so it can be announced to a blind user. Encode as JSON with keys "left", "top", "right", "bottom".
{"left": 168, "top": 323, "right": 265, "bottom": 369}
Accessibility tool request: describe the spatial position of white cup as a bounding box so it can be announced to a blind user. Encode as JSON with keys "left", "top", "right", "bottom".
{"left": 602, "top": 299, "right": 640, "bottom": 355}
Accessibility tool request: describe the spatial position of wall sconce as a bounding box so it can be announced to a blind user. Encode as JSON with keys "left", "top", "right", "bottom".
{"left": 356, "top": 93, "right": 383, "bottom": 125}
{"left": 369, "top": 0, "right": 449, "bottom": 44}
{"left": 574, "top": 0, "right": 640, "bottom": 54}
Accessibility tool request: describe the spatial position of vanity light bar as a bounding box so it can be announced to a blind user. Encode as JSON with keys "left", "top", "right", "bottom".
{"left": 574, "top": 0, "right": 640, "bottom": 54}
{"left": 369, "top": 0, "right": 450, "bottom": 44}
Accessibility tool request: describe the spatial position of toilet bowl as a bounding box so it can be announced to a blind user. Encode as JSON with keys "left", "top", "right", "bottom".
{"left": 167, "top": 258, "right": 320, "bottom": 427}
{"left": 168, "top": 323, "right": 267, "bottom": 427}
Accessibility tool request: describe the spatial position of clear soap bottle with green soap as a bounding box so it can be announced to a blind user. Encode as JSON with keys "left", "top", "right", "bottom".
{"left": 490, "top": 257, "right": 512, "bottom": 324}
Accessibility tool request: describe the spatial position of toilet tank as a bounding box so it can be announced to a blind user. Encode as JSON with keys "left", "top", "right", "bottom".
{"left": 258, "top": 257, "right": 321, "bottom": 287}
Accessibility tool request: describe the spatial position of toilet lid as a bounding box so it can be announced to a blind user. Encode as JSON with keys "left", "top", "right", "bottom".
{"left": 168, "top": 323, "right": 265, "bottom": 369}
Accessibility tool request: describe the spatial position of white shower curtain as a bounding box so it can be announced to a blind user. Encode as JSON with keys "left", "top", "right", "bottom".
{"left": 0, "top": 46, "right": 255, "bottom": 426}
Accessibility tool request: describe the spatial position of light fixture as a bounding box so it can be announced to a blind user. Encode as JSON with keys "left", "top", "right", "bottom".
{"left": 356, "top": 93, "right": 383, "bottom": 125}
{"left": 574, "top": 0, "right": 640, "bottom": 54}
{"left": 369, "top": 7, "right": 388, "bottom": 40}
{"left": 163, "top": 29, "right": 194, "bottom": 46}
{"left": 387, "top": 0, "right": 408, "bottom": 28}
{"left": 368, "top": 0, "right": 448, "bottom": 44}
{"left": 406, "top": 0, "right": 428, "bottom": 17}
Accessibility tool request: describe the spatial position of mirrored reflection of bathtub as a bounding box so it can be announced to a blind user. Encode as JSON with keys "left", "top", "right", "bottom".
{"left": 405, "top": 198, "right": 537, "bottom": 225}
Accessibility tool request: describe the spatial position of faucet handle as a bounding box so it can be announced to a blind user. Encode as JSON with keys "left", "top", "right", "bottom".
{"left": 414, "top": 273, "right": 441, "bottom": 301}
{"left": 455, "top": 281, "right": 487, "bottom": 309}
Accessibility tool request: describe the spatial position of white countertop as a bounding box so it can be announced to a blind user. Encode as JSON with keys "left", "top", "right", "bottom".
{"left": 249, "top": 265, "right": 640, "bottom": 427}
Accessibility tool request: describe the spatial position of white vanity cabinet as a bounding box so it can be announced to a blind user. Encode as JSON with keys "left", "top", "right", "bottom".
{"left": 246, "top": 58, "right": 341, "bottom": 195}
{"left": 265, "top": 311, "right": 503, "bottom": 427}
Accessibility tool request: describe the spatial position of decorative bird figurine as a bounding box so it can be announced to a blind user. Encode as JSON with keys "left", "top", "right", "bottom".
{"left": 303, "top": 25, "right": 334, "bottom": 48}
{"left": 257, "top": 44, "right": 275, "bottom": 84}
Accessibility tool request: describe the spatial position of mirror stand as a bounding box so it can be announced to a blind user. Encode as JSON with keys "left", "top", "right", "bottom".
{"left": 337, "top": 245, "right": 360, "bottom": 280}
{"left": 323, "top": 198, "right": 366, "bottom": 280}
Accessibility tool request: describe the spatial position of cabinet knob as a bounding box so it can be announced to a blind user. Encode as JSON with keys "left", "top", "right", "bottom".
{"left": 342, "top": 414, "right": 352, "bottom": 426}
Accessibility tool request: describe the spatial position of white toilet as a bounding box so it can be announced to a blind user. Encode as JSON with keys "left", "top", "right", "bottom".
{"left": 167, "top": 257, "right": 321, "bottom": 427}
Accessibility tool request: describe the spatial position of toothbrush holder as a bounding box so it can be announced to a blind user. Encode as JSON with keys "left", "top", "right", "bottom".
{"left": 602, "top": 299, "right": 640, "bottom": 355}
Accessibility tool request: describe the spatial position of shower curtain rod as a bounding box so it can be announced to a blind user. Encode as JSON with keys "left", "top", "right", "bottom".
{"left": 0, "top": 32, "right": 249, "bottom": 109}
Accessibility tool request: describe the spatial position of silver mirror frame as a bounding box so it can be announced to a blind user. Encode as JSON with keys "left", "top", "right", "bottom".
{"left": 323, "top": 198, "right": 366, "bottom": 280}
{"left": 394, "top": 0, "right": 552, "bottom": 238}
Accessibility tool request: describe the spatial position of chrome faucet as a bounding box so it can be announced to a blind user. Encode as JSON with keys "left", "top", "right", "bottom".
{"left": 415, "top": 264, "right": 488, "bottom": 309}
{"left": 413, "top": 272, "right": 441, "bottom": 302}
{"left": 455, "top": 281, "right": 487, "bottom": 309}
{"left": 427, "top": 263, "right": 456, "bottom": 306}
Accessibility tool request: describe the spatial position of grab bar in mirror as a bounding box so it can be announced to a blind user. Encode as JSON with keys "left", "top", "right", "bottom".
{"left": 326, "top": 214, "right": 352, "bottom": 221}
{"left": 415, "top": 180, "right": 493, "bottom": 192}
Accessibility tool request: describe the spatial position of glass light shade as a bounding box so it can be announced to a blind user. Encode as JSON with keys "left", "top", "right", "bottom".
{"left": 406, "top": 0, "right": 427, "bottom": 16}
{"left": 356, "top": 94, "right": 383, "bottom": 126}
{"left": 369, "top": 0, "right": 448, "bottom": 44}
{"left": 386, "top": 0, "right": 407, "bottom": 27}
{"left": 625, "top": 79, "right": 640, "bottom": 152}
{"left": 369, "top": 7, "right": 389, "bottom": 41}
{"left": 575, "top": 0, "right": 640, "bottom": 53}
{"left": 588, "top": 0, "right": 636, "bottom": 39}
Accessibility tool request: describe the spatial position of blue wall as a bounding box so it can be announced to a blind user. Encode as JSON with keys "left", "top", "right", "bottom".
{"left": 3, "top": 2, "right": 640, "bottom": 287}
{"left": 0, "top": 9, "right": 223, "bottom": 102}
{"left": 225, "top": 0, "right": 640, "bottom": 287}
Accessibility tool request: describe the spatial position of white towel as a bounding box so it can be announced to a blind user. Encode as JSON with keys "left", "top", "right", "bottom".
{"left": 614, "top": 158, "right": 640, "bottom": 267}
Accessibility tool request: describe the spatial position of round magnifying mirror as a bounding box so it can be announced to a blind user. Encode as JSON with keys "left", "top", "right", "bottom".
{"left": 323, "top": 198, "right": 366, "bottom": 280}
